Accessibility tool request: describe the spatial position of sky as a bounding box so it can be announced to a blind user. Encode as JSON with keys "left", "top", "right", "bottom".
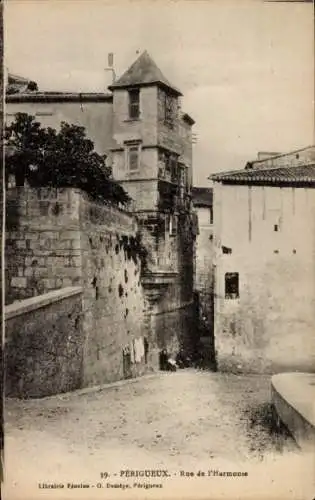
{"left": 4, "top": 0, "right": 314, "bottom": 186}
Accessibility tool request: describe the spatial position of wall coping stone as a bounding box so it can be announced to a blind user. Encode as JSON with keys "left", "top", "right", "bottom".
{"left": 5, "top": 286, "right": 83, "bottom": 320}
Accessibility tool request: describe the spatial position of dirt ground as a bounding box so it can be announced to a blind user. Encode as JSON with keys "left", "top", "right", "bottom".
{"left": 3, "top": 370, "right": 314, "bottom": 500}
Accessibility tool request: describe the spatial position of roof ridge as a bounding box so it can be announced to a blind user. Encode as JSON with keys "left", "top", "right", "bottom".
{"left": 210, "top": 163, "right": 315, "bottom": 185}
{"left": 249, "top": 145, "right": 315, "bottom": 166}
{"left": 210, "top": 160, "right": 315, "bottom": 180}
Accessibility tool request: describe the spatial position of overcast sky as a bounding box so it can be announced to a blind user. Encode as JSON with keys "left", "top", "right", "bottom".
{"left": 4, "top": 0, "right": 314, "bottom": 186}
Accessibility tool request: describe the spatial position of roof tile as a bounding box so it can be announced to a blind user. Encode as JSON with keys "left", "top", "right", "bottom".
{"left": 211, "top": 164, "right": 315, "bottom": 186}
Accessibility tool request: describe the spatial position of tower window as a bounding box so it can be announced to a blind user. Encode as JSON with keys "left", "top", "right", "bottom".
{"left": 164, "top": 94, "right": 176, "bottom": 128}
{"left": 274, "top": 224, "right": 279, "bottom": 232}
{"left": 225, "top": 272, "right": 239, "bottom": 299}
{"left": 160, "top": 150, "right": 178, "bottom": 181}
{"left": 128, "top": 89, "right": 140, "bottom": 119}
{"left": 126, "top": 143, "right": 141, "bottom": 171}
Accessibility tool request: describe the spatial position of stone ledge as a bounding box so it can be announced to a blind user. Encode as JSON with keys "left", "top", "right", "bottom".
{"left": 5, "top": 286, "right": 83, "bottom": 320}
{"left": 271, "top": 372, "right": 315, "bottom": 450}
{"left": 141, "top": 270, "right": 178, "bottom": 286}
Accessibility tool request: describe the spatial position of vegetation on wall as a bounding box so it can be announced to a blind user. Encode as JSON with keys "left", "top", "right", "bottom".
{"left": 5, "top": 112, "right": 131, "bottom": 207}
{"left": 118, "top": 232, "right": 149, "bottom": 274}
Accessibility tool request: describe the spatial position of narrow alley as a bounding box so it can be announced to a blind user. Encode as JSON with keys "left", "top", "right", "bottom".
{"left": 4, "top": 370, "right": 312, "bottom": 500}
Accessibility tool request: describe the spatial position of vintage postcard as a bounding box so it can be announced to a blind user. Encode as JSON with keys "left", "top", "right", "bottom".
{"left": 2, "top": 0, "right": 315, "bottom": 499}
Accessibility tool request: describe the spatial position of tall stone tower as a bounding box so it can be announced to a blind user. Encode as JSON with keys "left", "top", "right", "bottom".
{"left": 109, "top": 51, "right": 198, "bottom": 356}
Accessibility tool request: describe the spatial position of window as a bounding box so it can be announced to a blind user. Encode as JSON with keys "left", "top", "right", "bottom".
{"left": 209, "top": 207, "right": 213, "bottom": 225}
{"left": 222, "top": 246, "right": 232, "bottom": 255}
{"left": 225, "top": 273, "right": 239, "bottom": 299}
{"left": 169, "top": 214, "right": 177, "bottom": 236}
{"left": 165, "top": 153, "right": 172, "bottom": 174}
{"left": 126, "top": 143, "right": 141, "bottom": 171}
{"left": 164, "top": 94, "right": 177, "bottom": 128}
{"left": 274, "top": 224, "right": 279, "bottom": 232}
{"left": 179, "top": 167, "right": 185, "bottom": 186}
{"left": 170, "top": 156, "right": 178, "bottom": 182}
{"left": 159, "top": 150, "right": 178, "bottom": 182}
{"left": 128, "top": 89, "right": 140, "bottom": 119}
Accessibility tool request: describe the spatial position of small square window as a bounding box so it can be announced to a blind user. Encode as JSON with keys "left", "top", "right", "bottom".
{"left": 222, "top": 246, "right": 232, "bottom": 255}
{"left": 225, "top": 272, "right": 239, "bottom": 299}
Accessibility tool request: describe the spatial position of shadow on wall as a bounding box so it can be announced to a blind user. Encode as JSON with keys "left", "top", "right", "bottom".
{"left": 193, "top": 290, "right": 217, "bottom": 370}
{"left": 5, "top": 288, "right": 84, "bottom": 398}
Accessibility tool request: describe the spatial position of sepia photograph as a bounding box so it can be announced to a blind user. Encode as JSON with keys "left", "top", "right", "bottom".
{"left": 2, "top": 0, "right": 315, "bottom": 499}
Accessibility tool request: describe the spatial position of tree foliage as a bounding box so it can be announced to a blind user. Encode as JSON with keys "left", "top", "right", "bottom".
{"left": 5, "top": 112, "right": 131, "bottom": 207}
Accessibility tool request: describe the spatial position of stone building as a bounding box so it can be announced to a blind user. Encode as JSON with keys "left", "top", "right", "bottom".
{"left": 107, "top": 51, "right": 197, "bottom": 357}
{"left": 211, "top": 146, "right": 315, "bottom": 374}
{"left": 5, "top": 52, "right": 198, "bottom": 395}
{"left": 191, "top": 187, "right": 214, "bottom": 331}
{"left": 191, "top": 186, "right": 215, "bottom": 366}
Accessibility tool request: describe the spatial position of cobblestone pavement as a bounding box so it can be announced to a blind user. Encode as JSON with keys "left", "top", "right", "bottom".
{"left": 3, "top": 370, "right": 314, "bottom": 499}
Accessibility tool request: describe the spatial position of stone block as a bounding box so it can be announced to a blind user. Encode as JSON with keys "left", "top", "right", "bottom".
{"left": 16, "top": 240, "right": 26, "bottom": 249}
{"left": 71, "top": 239, "right": 81, "bottom": 250}
{"left": 17, "top": 268, "right": 24, "bottom": 277}
{"left": 25, "top": 232, "right": 39, "bottom": 241}
{"left": 34, "top": 267, "right": 49, "bottom": 278}
{"left": 60, "top": 230, "right": 80, "bottom": 241}
{"left": 42, "top": 278, "right": 57, "bottom": 289}
{"left": 11, "top": 277, "right": 27, "bottom": 288}
{"left": 62, "top": 278, "right": 73, "bottom": 287}
{"left": 39, "top": 238, "right": 52, "bottom": 250}
{"left": 58, "top": 239, "right": 72, "bottom": 250}
{"left": 24, "top": 267, "right": 34, "bottom": 277}
{"left": 29, "top": 241, "right": 40, "bottom": 251}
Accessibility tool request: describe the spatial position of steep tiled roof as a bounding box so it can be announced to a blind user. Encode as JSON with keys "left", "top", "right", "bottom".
{"left": 210, "top": 164, "right": 315, "bottom": 186}
{"left": 192, "top": 187, "right": 213, "bottom": 206}
{"left": 108, "top": 51, "right": 182, "bottom": 96}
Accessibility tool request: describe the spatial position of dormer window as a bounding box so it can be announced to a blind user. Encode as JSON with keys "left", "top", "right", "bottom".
{"left": 128, "top": 89, "right": 140, "bottom": 119}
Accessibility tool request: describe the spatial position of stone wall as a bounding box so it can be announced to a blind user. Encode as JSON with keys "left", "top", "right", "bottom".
{"left": 5, "top": 287, "right": 83, "bottom": 398}
{"left": 153, "top": 302, "right": 196, "bottom": 356}
{"left": 6, "top": 187, "right": 82, "bottom": 304}
{"left": 6, "top": 186, "right": 197, "bottom": 394}
{"left": 213, "top": 182, "right": 315, "bottom": 373}
{"left": 141, "top": 211, "right": 197, "bottom": 358}
{"left": 195, "top": 206, "right": 214, "bottom": 334}
{"left": 77, "top": 193, "right": 153, "bottom": 386}
{"left": 5, "top": 187, "right": 156, "bottom": 392}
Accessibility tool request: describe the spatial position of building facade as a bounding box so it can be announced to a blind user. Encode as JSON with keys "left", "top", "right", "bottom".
{"left": 5, "top": 52, "right": 198, "bottom": 378}
{"left": 211, "top": 147, "right": 315, "bottom": 374}
{"left": 191, "top": 187, "right": 214, "bottom": 332}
